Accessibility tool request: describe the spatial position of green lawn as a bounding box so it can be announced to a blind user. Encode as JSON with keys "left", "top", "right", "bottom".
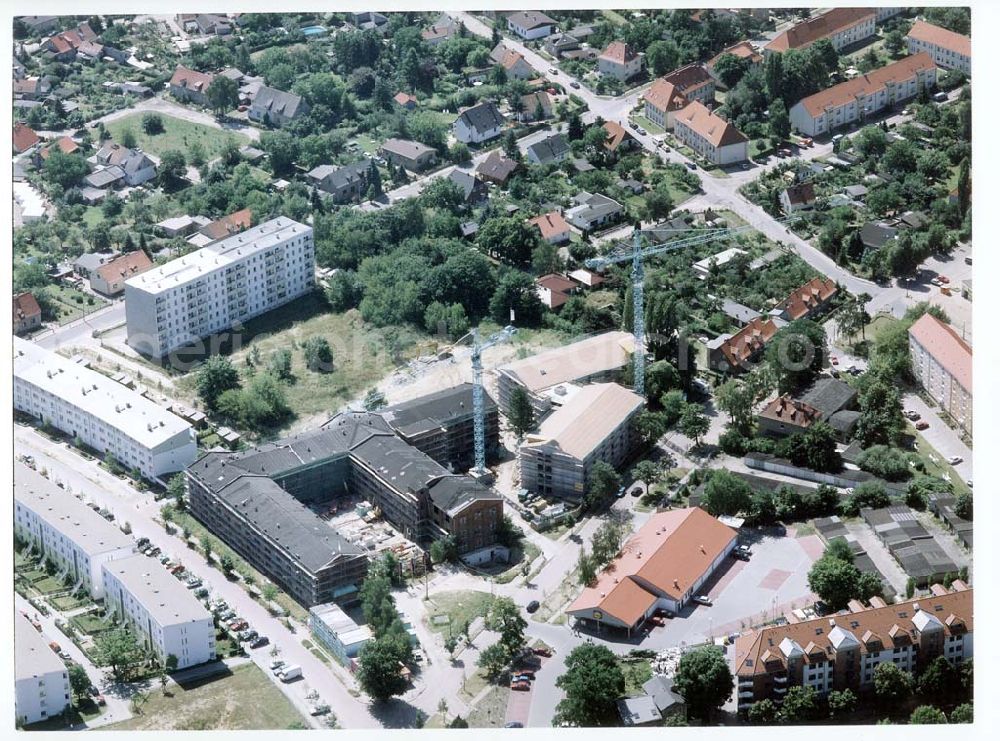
{"left": 47, "top": 284, "right": 108, "bottom": 325}
{"left": 424, "top": 590, "right": 495, "bottom": 635}
{"left": 106, "top": 113, "right": 248, "bottom": 159}
{"left": 103, "top": 663, "right": 307, "bottom": 731}
{"left": 601, "top": 9, "right": 629, "bottom": 25}
{"left": 911, "top": 432, "right": 970, "bottom": 498}
{"left": 71, "top": 612, "right": 112, "bottom": 636}
{"left": 631, "top": 114, "right": 665, "bottom": 136}
{"left": 82, "top": 206, "right": 105, "bottom": 228}
{"left": 24, "top": 701, "right": 104, "bottom": 731}
{"left": 618, "top": 658, "right": 652, "bottom": 695}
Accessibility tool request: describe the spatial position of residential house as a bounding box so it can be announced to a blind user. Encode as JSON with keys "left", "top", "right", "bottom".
{"left": 41, "top": 32, "right": 79, "bottom": 62}
{"left": 76, "top": 40, "right": 106, "bottom": 63}
{"left": 674, "top": 101, "right": 749, "bottom": 165}
{"left": 249, "top": 86, "right": 310, "bottom": 127}
{"left": 643, "top": 65, "right": 716, "bottom": 130}
{"left": 544, "top": 32, "right": 581, "bottom": 58}
{"left": 526, "top": 132, "right": 570, "bottom": 165}
{"left": 909, "top": 313, "right": 972, "bottom": 437}
{"left": 476, "top": 150, "right": 519, "bottom": 185}
{"left": 446, "top": 169, "right": 489, "bottom": 204}
{"left": 13, "top": 292, "right": 42, "bottom": 334}
{"left": 14, "top": 612, "right": 71, "bottom": 726}
{"left": 507, "top": 11, "right": 557, "bottom": 40}
{"left": 20, "top": 15, "right": 59, "bottom": 35}
{"left": 598, "top": 41, "right": 642, "bottom": 82}
{"left": 393, "top": 91, "right": 417, "bottom": 110}
{"left": 519, "top": 91, "right": 553, "bottom": 122}
{"left": 453, "top": 100, "right": 505, "bottom": 144}
{"left": 859, "top": 222, "right": 897, "bottom": 251}
{"left": 12, "top": 56, "right": 26, "bottom": 80}
{"left": 490, "top": 44, "right": 535, "bottom": 81}
{"left": 380, "top": 138, "right": 437, "bottom": 172}
{"left": 774, "top": 276, "right": 838, "bottom": 321}
{"left": 565, "top": 191, "right": 625, "bottom": 231}
{"left": 90, "top": 250, "right": 154, "bottom": 296}
{"left": 906, "top": 20, "right": 970, "bottom": 75}
{"left": 617, "top": 696, "right": 662, "bottom": 727}
{"left": 155, "top": 215, "right": 210, "bottom": 238}
{"left": 13, "top": 76, "right": 52, "bottom": 101}
{"left": 192, "top": 208, "right": 253, "bottom": 246}
{"left": 422, "top": 17, "right": 458, "bottom": 46}
{"left": 535, "top": 273, "right": 578, "bottom": 310}
{"left": 105, "top": 80, "right": 153, "bottom": 97}
{"left": 789, "top": 54, "right": 937, "bottom": 136}
{"left": 780, "top": 181, "right": 817, "bottom": 213}
{"left": 94, "top": 143, "right": 157, "bottom": 186}
{"left": 897, "top": 210, "right": 929, "bottom": 230}
{"left": 350, "top": 12, "right": 389, "bottom": 34}
{"left": 529, "top": 211, "right": 571, "bottom": 245}
{"left": 707, "top": 41, "right": 763, "bottom": 85}
{"left": 169, "top": 65, "right": 216, "bottom": 106}
{"left": 693, "top": 247, "right": 747, "bottom": 279}
{"left": 602, "top": 121, "right": 639, "bottom": 156}
{"left": 708, "top": 316, "right": 780, "bottom": 373}
{"left": 34, "top": 136, "right": 80, "bottom": 166}
{"left": 765, "top": 7, "right": 877, "bottom": 55}
{"left": 306, "top": 162, "right": 372, "bottom": 204}
{"left": 12, "top": 122, "right": 40, "bottom": 154}
{"left": 74, "top": 252, "right": 116, "bottom": 279}
{"left": 568, "top": 268, "right": 605, "bottom": 289}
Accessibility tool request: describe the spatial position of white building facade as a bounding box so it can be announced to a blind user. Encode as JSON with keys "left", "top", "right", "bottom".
{"left": 102, "top": 555, "right": 216, "bottom": 670}
{"left": 15, "top": 463, "right": 135, "bottom": 599}
{"left": 15, "top": 613, "right": 71, "bottom": 726}
{"left": 906, "top": 20, "right": 971, "bottom": 75}
{"left": 125, "top": 217, "right": 315, "bottom": 358}
{"left": 13, "top": 337, "right": 196, "bottom": 479}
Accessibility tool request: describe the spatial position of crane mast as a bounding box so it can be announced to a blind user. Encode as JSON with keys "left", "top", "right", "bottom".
{"left": 469, "top": 325, "right": 517, "bottom": 478}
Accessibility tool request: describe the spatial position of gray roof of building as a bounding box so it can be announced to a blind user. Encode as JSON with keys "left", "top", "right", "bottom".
{"left": 798, "top": 377, "right": 857, "bottom": 419}
{"left": 381, "top": 138, "right": 436, "bottom": 160}
{"left": 828, "top": 409, "right": 861, "bottom": 433}
{"left": 642, "top": 675, "right": 685, "bottom": 712}
{"left": 85, "top": 166, "right": 124, "bottom": 188}
{"left": 379, "top": 383, "right": 495, "bottom": 438}
{"left": 527, "top": 133, "right": 569, "bottom": 163}
{"left": 253, "top": 85, "right": 308, "bottom": 119}
{"left": 720, "top": 298, "right": 761, "bottom": 324}
{"left": 859, "top": 222, "right": 897, "bottom": 248}
{"left": 456, "top": 100, "right": 504, "bottom": 134}
{"left": 309, "top": 160, "right": 370, "bottom": 190}
{"left": 447, "top": 169, "right": 482, "bottom": 200}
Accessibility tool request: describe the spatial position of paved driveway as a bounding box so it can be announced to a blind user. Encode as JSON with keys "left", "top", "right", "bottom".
{"left": 902, "top": 393, "right": 972, "bottom": 483}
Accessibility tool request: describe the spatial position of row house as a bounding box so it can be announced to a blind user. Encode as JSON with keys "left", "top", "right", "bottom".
{"left": 765, "top": 7, "right": 877, "bottom": 55}
{"left": 906, "top": 20, "right": 971, "bottom": 76}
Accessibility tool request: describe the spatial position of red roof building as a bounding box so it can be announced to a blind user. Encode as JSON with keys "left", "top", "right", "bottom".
{"left": 908, "top": 313, "right": 972, "bottom": 436}
{"left": 13, "top": 123, "right": 40, "bottom": 154}
{"left": 528, "top": 211, "right": 571, "bottom": 244}
{"left": 13, "top": 292, "right": 43, "bottom": 335}
{"left": 775, "top": 276, "right": 837, "bottom": 321}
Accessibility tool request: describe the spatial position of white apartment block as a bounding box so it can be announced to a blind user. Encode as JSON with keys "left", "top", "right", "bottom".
{"left": 789, "top": 54, "right": 937, "bottom": 136}
{"left": 906, "top": 20, "right": 971, "bottom": 76}
{"left": 102, "top": 554, "right": 216, "bottom": 670}
{"left": 125, "top": 217, "right": 315, "bottom": 358}
{"left": 15, "top": 463, "right": 135, "bottom": 599}
{"left": 15, "top": 612, "right": 70, "bottom": 726}
{"left": 13, "top": 337, "right": 196, "bottom": 480}
{"left": 908, "top": 312, "right": 972, "bottom": 437}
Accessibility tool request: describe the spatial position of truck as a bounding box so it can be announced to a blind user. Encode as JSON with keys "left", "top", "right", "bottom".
{"left": 278, "top": 665, "right": 302, "bottom": 682}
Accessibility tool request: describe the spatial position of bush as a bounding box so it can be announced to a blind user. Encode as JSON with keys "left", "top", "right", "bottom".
{"left": 857, "top": 445, "right": 912, "bottom": 482}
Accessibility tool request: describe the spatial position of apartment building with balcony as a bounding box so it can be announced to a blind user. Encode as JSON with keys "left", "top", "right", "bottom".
{"left": 733, "top": 585, "right": 973, "bottom": 711}
{"left": 520, "top": 383, "right": 643, "bottom": 500}
{"left": 125, "top": 217, "right": 315, "bottom": 358}
{"left": 789, "top": 53, "right": 937, "bottom": 136}
{"left": 15, "top": 612, "right": 70, "bottom": 727}
{"left": 13, "top": 337, "right": 197, "bottom": 479}
{"left": 187, "top": 411, "right": 503, "bottom": 606}
{"left": 15, "top": 463, "right": 135, "bottom": 599}
{"left": 908, "top": 313, "right": 972, "bottom": 437}
{"left": 906, "top": 20, "right": 970, "bottom": 75}
{"left": 765, "top": 7, "right": 877, "bottom": 55}
{"left": 102, "top": 554, "right": 216, "bottom": 669}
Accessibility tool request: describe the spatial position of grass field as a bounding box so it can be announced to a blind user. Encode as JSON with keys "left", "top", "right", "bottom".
{"left": 424, "top": 590, "right": 494, "bottom": 635}
{"left": 106, "top": 113, "right": 249, "bottom": 159}
{"left": 47, "top": 284, "right": 108, "bottom": 325}
{"left": 466, "top": 684, "right": 509, "bottom": 728}
{"left": 911, "top": 432, "right": 970, "bottom": 498}
{"left": 104, "top": 663, "right": 307, "bottom": 731}
{"left": 82, "top": 206, "right": 105, "bottom": 228}
{"left": 618, "top": 657, "right": 653, "bottom": 696}
{"left": 71, "top": 612, "right": 112, "bottom": 636}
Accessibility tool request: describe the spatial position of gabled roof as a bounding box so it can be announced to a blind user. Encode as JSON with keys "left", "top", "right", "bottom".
{"left": 12, "top": 122, "right": 40, "bottom": 153}
{"left": 661, "top": 63, "right": 714, "bottom": 92}
{"left": 794, "top": 54, "right": 936, "bottom": 118}
{"left": 908, "top": 313, "right": 972, "bottom": 393}
{"left": 253, "top": 86, "right": 308, "bottom": 119}
{"left": 708, "top": 41, "right": 763, "bottom": 70}
{"left": 170, "top": 64, "right": 215, "bottom": 93}
{"left": 602, "top": 121, "right": 636, "bottom": 151}
{"left": 775, "top": 276, "right": 837, "bottom": 320}
{"left": 456, "top": 100, "right": 504, "bottom": 135}
{"left": 521, "top": 91, "right": 553, "bottom": 117}
{"left": 906, "top": 20, "right": 971, "bottom": 58}
{"left": 783, "top": 181, "right": 816, "bottom": 207}
{"left": 529, "top": 211, "right": 570, "bottom": 240}
{"left": 719, "top": 317, "right": 779, "bottom": 367}
{"left": 507, "top": 11, "right": 556, "bottom": 30}
{"left": 39, "top": 136, "right": 80, "bottom": 160}
{"left": 199, "top": 208, "right": 253, "bottom": 241}
{"left": 476, "top": 150, "right": 519, "bottom": 182}
{"left": 501, "top": 331, "right": 634, "bottom": 392}
{"left": 675, "top": 101, "right": 748, "bottom": 148}
{"left": 13, "top": 292, "right": 42, "bottom": 322}
{"left": 95, "top": 250, "right": 153, "bottom": 284}
{"left": 527, "top": 132, "right": 569, "bottom": 162}
{"left": 766, "top": 7, "right": 876, "bottom": 53}
{"left": 599, "top": 40, "right": 637, "bottom": 65}
{"left": 535, "top": 273, "right": 577, "bottom": 294}
{"left": 380, "top": 138, "right": 435, "bottom": 160}
{"left": 643, "top": 79, "right": 689, "bottom": 114}
{"left": 393, "top": 91, "right": 417, "bottom": 106}
{"left": 759, "top": 395, "right": 822, "bottom": 429}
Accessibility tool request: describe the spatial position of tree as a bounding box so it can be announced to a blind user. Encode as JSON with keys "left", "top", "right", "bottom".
{"left": 531, "top": 241, "right": 562, "bottom": 276}
{"left": 778, "top": 422, "right": 841, "bottom": 473}
{"left": 917, "top": 656, "right": 960, "bottom": 701}
{"left": 910, "top": 706, "right": 948, "bottom": 724}
{"left": 120, "top": 128, "right": 137, "bottom": 149}
{"left": 68, "top": 663, "right": 90, "bottom": 701}
{"left": 854, "top": 378, "right": 905, "bottom": 447}
{"left": 326, "top": 270, "right": 362, "bottom": 312}
{"left": 507, "top": 385, "right": 535, "bottom": 437}
{"left": 956, "top": 156, "right": 970, "bottom": 215}
{"left": 206, "top": 75, "right": 239, "bottom": 115}
{"left": 484, "top": 597, "right": 526, "bottom": 655}
{"left": 199, "top": 533, "right": 214, "bottom": 560}
{"left": 302, "top": 336, "right": 333, "bottom": 372}
{"left": 874, "top": 659, "right": 912, "bottom": 706}
{"left": 577, "top": 549, "right": 597, "bottom": 587}
{"left": 567, "top": 110, "right": 584, "bottom": 141}
{"left": 766, "top": 319, "right": 826, "bottom": 393}
{"left": 808, "top": 555, "right": 864, "bottom": 611}
{"left": 701, "top": 470, "right": 752, "bottom": 516}
{"left": 779, "top": 685, "right": 819, "bottom": 723}
{"left": 634, "top": 410, "right": 669, "bottom": 446}
{"left": 954, "top": 491, "right": 972, "bottom": 520}
{"left": 267, "top": 349, "right": 293, "bottom": 381}
{"left": 489, "top": 271, "right": 544, "bottom": 326}
{"left": 769, "top": 98, "right": 790, "bottom": 141}
{"left": 555, "top": 644, "right": 625, "bottom": 727}
{"left": 158, "top": 149, "right": 187, "bottom": 190}
{"left": 951, "top": 704, "right": 973, "bottom": 724}
{"left": 715, "top": 379, "right": 754, "bottom": 434}
{"left": 195, "top": 356, "right": 240, "bottom": 411}
{"left": 674, "top": 646, "right": 734, "bottom": 721}
{"left": 836, "top": 292, "right": 872, "bottom": 343}
{"left": 429, "top": 536, "right": 457, "bottom": 564}
{"left": 142, "top": 112, "right": 164, "bottom": 134}
{"left": 219, "top": 553, "right": 235, "bottom": 575}
{"left": 746, "top": 698, "right": 777, "bottom": 724}
{"left": 646, "top": 39, "right": 681, "bottom": 76}
{"left": 585, "top": 461, "right": 622, "bottom": 510}
{"left": 357, "top": 637, "right": 410, "bottom": 701}
{"left": 477, "top": 217, "right": 538, "bottom": 267}
{"left": 827, "top": 688, "right": 857, "bottom": 717}
{"left": 641, "top": 184, "right": 674, "bottom": 221}
{"left": 260, "top": 130, "right": 300, "bottom": 177}
{"left": 477, "top": 641, "right": 512, "bottom": 679}
{"left": 93, "top": 628, "right": 145, "bottom": 682}
{"left": 631, "top": 460, "right": 660, "bottom": 490}
{"left": 363, "top": 388, "right": 387, "bottom": 411}
{"left": 680, "top": 404, "right": 710, "bottom": 448}
{"left": 43, "top": 151, "right": 90, "bottom": 189}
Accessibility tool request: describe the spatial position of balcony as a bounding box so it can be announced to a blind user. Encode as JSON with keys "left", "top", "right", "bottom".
{"left": 773, "top": 674, "right": 788, "bottom": 684}
{"left": 738, "top": 691, "right": 754, "bottom": 700}
{"left": 773, "top": 686, "right": 787, "bottom": 694}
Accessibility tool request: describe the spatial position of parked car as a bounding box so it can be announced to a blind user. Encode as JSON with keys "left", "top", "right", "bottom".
{"left": 947, "top": 455, "right": 963, "bottom": 465}
{"left": 615, "top": 486, "right": 626, "bottom": 499}
{"left": 186, "top": 578, "right": 202, "bottom": 589}
{"left": 251, "top": 635, "right": 270, "bottom": 649}
{"left": 59, "top": 651, "right": 73, "bottom": 661}
{"left": 569, "top": 81, "right": 580, "bottom": 89}
{"left": 218, "top": 609, "right": 236, "bottom": 621}
{"left": 505, "top": 721, "right": 524, "bottom": 728}
{"left": 309, "top": 704, "right": 331, "bottom": 716}
{"left": 692, "top": 595, "right": 712, "bottom": 606}
{"left": 270, "top": 659, "right": 285, "bottom": 672}
{"left": 904, "top": 410, "right": 921, "bottom": 421}
{"left": 933, "top": 91, "right": 948, "bottom": 102}
{"left": 136, "top": 537, "right": 150, "bottom": 549}
{"left": 548, "top": 68, "right": 558, "bottom": 75}
{"left": 685, "top": 161, "right": 697, "bottom": 170}
{"left": 964, "top": 255, "right": 972, "bottom": 265}
{"left": 95, "top": 694, "right": 106, "bottom": 706}
{"left": 148, "top": 547, "right": 160, "bottom": 557}
{"left": 526, "top": 600, "right": 540, "bottom": 613}
{"left": 631, "top": 487, "right": 642, "bottom": 497}
{"left": 229, "top": 620, "right": 249, "bottom": 632}
{"left": 511, "top": 681, "right": 530, "bottom": 691}
{"left": 830, "top": 356, "right": 839, "bottom": 365}
{"left": 731, "top": 549, "right": 750, "bottom": 561}
{"left": 193, "top": 587, "right": 209, "bottom": 598}
{"left": 238, "top": 629, "right": 258, "bottom": 642}
{"left": 938, "top": 275, "right": 950, "bottom": 284}
{"left": 532, "top": 647, "right": 552, "bottom": 657}
{"left": 930, "top": 277, "right": 942, "bottom": 287}
{"left": 48, "top": 641, "right": 61, "bottom": 654}
{"left": 512, "top": 674, "right": 533, "bottom": 683}
{"left": 915, "top": 420, "right": 930, "bottom": 430}
{"left": 965, "top": 479, "right": 973, "bottom": 489}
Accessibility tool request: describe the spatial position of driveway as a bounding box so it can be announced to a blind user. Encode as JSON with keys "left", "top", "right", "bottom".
{"left": 902, "top": 393, "right": 972, "bottom": 483}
